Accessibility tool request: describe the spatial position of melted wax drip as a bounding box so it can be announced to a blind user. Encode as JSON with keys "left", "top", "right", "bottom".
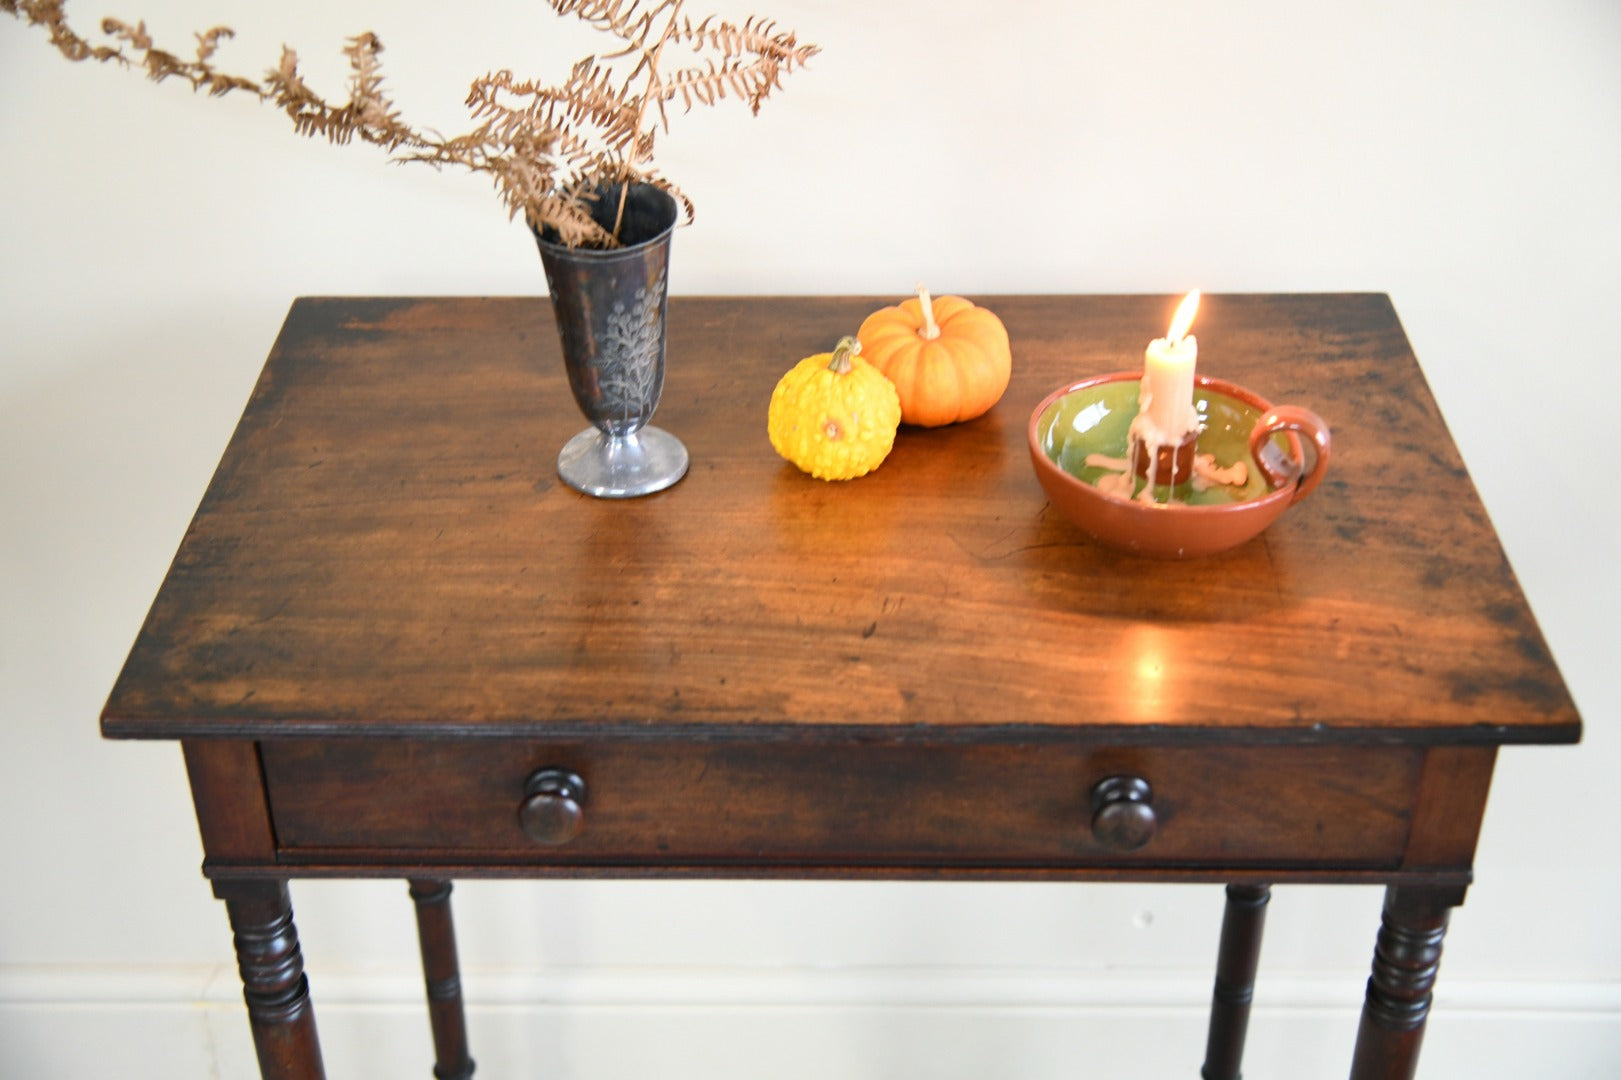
{"left": 1084, "top": 435, "right": 1249, "bottom": 503}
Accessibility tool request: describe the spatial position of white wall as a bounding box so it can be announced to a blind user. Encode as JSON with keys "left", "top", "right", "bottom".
{"left": 3, "top": 2, "right": 1617, "bottom": 1076}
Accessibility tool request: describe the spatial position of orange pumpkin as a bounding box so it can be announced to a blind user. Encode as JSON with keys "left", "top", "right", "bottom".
{"left": 857, "top": 287, "right": 1012, "bottom": 427}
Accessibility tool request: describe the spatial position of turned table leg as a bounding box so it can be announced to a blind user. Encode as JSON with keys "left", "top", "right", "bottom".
{"left": 215, "top": 879, "right": 326, "bottom": 1080}
{"left": 410, "top": 879, "right": 476, "bottom": 1080}
{"left": 1201, "top": 882, "right": 1271, "bottom": 1080}
{"left": 1349, "top": 884, "right": 1467, "bottom": 1080}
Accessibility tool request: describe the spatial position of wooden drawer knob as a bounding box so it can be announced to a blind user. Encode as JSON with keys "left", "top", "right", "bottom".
{"left": 519, "top": 768, "right": 587, "bottom": 845}
{"left": 1090, "top": 775, "right": 1156, "bottom": 851}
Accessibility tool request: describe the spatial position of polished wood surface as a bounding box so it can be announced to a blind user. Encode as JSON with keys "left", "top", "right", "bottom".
{"left": 102, "top": 295, "right": 1580, "bottom": 747}
{"left": 101, "top": 296, "right": 1582, "bottom": 1080}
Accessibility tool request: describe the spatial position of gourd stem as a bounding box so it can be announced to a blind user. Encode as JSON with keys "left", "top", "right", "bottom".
{"left": 916, "top": 284, "right": 942, "bottom": 340}
{"left": 828, "top": 336, "right": 860, "bottom": 374}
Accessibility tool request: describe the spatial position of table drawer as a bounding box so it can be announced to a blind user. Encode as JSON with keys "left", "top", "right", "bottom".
{"left": 259, "top": 739, "right": 1423, "bottom": 871}
{"left": 259, "top": 739, "right": 1426, "bottom": 869}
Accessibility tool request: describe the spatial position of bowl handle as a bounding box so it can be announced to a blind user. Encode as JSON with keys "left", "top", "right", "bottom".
{"left": 1249, "top": 406, "right": 1331, "bottom": 504}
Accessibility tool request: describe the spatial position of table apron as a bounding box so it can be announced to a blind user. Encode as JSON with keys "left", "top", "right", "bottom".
{"left": 239, "top": 738, "right": 1489, "bottom": 878}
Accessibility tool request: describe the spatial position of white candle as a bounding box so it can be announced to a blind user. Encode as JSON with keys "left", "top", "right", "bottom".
{"left": 1139, "top": 290, "right": 1201, "bottom": 439}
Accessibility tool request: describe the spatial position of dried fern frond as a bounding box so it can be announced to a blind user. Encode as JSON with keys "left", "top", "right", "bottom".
{"left": 675, "top": 13, "right": 817, "bottom": 68}
{"left": 657, "top": 15, "right": 815, "bottom": 116}
{"left": 546, "top": 0, "right": 678, "bottom": 52}
{"left": 5, "top": 0, "right": 817, "bottom": 248}
{"left": 469, "top": 62, "right": 638, "bottom": 160}
{"left": 5, "top": 0, "right": 118, "bottom": 62}
{"left": 194, "top": 24, "right": 231, "bottom": 62}
{"left": 2, "top": 0, "right": 119, "bottom": 61}
{"left": 660, "top": 55, "right": 792, "bottom": 114}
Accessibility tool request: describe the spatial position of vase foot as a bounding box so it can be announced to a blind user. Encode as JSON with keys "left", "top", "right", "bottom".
{"left": 557, "top": 425, "right": 688, "bottom": 498}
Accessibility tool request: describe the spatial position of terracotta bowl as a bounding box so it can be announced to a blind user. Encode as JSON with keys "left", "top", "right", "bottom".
{"left": 1028, "top": 372, "right": 1331, "bottom": 558}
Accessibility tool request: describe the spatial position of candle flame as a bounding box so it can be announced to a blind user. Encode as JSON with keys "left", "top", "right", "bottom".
{"left": 1166, "top": 290, "right": 1201, "bottom": 343}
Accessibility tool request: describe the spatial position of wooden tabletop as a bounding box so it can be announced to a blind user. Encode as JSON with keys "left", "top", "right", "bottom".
{"left": 101, "top": 295, "right": 1581, "bottom": 747}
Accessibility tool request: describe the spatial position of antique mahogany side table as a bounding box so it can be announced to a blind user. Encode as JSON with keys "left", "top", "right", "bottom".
{"left": 101, "top": 295, "right": 1581, "bottom": 1080}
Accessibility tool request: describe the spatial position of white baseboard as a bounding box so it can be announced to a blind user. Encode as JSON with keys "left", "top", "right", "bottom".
{"left": 4, "top": 966, "right": 1619, "bottom": 1079}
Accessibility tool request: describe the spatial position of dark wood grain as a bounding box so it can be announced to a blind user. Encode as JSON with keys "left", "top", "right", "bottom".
{"left": 1201, "top": 882, "right": 1271, "bottom": 1080}
{"left": 104, "top": 296, "right": 1583, "bottom": 1080}
{"left": 1349, "top": 885, "right": 1467, "bottom": 1080}
{"left": 256, "top": 739, "right": 1423, "bottom": 872}
{"left": 1401, "top": 747, "right": 1498, "bottom": 870}
{"left": 408, "top": 879, "right": 475, "bottom": 1080}
{"left": 101, "top": 295, "right": 1581, "bottom": 747}
{"left": 214, "top": 879, "right": 325, "bottom": 1080}
{"left": 192, "top": 862, "right": 1474, "bottom": 887}
{"left": 183, "top": 740, "right": 275, "bottom": 863}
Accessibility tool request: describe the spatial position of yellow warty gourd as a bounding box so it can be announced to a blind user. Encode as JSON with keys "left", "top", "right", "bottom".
{"left": 768, "top": 336, "right": 902, "bottom": 480}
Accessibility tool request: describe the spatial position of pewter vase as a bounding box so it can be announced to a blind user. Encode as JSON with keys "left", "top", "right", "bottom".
{"left": 533, "top": 183, "right": 687, "bottom": 498}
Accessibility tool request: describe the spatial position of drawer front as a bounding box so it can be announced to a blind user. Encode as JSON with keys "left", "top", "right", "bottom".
{"left": 259, "top": 739, "right": 1425, "bottom": 871}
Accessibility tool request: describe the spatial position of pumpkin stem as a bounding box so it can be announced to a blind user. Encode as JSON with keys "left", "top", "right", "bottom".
{"left": 828, "top": 335, "right": 861, "bottom": 374}
{"left": 916, "top": 283, "right": 942, "bottom": 340}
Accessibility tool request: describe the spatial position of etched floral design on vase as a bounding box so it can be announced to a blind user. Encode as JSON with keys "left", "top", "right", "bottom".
{"left": 592, "top": 271, "right": 666, "bottom": 433}
{"left": 533, "top": 183, "right": 687, "bottom": 498}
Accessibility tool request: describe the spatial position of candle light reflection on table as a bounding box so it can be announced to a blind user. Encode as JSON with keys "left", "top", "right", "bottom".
{"left": 1122, "top": 624, "right": 1187, "bottom": 724}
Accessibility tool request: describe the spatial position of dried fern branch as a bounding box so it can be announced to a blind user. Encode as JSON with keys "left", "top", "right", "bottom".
{"left": 3, "top": 0, "right": 817, "bottom": 248}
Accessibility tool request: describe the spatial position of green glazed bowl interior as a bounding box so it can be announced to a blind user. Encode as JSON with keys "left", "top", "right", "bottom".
{"left": 1036, "top": 379, "right": 1291, "bottom": 505}
{"left": 1027, "top": 372, "right": 1321, "bottom": 557}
